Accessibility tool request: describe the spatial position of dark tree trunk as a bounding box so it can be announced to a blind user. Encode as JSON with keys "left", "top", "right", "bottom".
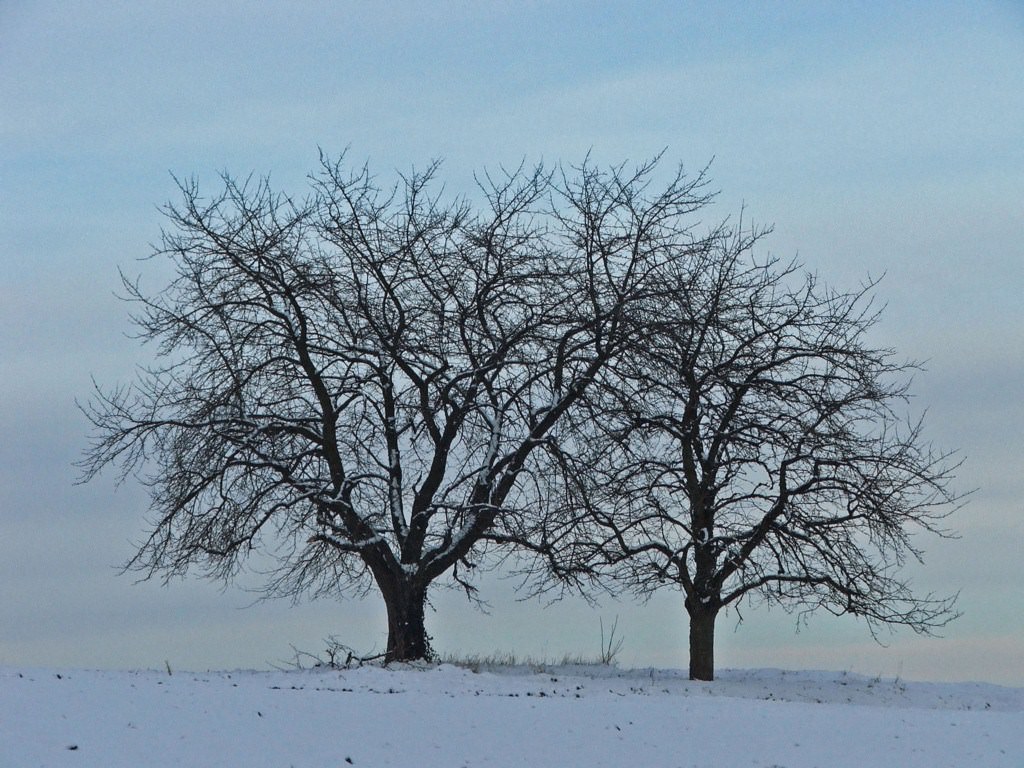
{"left": 686, "top": 600, "right": 718, "bottom": 681}
{"left": 381, "top": 579, "right": 432, "bottom": 663}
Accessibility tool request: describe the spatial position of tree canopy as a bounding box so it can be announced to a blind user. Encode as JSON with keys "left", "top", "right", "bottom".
{"left": 82, "top": 153, "right": 962, "bottom": 674}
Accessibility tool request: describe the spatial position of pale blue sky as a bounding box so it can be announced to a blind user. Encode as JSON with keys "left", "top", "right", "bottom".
{"left": 2, "top": 1, "right": 1022, "bottom": 683}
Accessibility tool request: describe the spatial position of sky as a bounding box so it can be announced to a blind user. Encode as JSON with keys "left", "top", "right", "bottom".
{"left": 1, "top": 1, "right": 1022, "bottom": 684}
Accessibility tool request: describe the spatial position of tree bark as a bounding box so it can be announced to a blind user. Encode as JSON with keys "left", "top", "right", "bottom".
{"left": 686, "top": 600, "right": 718, "bottom": 681}
{"left": 381, "top": 578, "right": 432, "bottom": 663}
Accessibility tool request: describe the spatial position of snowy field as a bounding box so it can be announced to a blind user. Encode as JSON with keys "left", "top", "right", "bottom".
{"left": 3, "top": 663, "right": 1022, "bottom": 767}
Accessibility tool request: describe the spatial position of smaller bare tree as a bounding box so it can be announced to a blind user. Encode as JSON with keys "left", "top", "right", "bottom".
{"left": 536, "top": 225, "right": 964, "bottom": 681}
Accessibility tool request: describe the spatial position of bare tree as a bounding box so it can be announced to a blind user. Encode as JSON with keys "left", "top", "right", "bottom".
{"left": 80, "top": 153, "right": 713, "bottom": 662}
{"left": 530, "top": 224, "right": 964, "bottom": 681}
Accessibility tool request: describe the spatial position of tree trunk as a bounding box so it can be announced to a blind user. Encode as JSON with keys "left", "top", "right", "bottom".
{"left": 381, "top": 579, "right": 432, "bottom": 663}
{"left": 687, "top": 602, "right": 718, "bottom": 681}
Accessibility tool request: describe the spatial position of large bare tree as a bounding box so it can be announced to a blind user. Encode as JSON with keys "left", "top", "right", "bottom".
{"left": 527, "top": 225, "right": 964, "bottom": 680}
{"left": 80, "top": 153, "right": 713, "bottom": 662}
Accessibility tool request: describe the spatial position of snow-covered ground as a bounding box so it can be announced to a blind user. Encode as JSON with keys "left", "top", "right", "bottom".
{"left": 3, "top": 663, "right": 1021, "bottom": 767}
